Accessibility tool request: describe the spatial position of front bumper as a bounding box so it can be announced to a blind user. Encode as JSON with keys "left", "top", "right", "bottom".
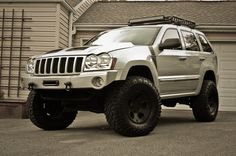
{"left": 21, "top": 71, "right": 118, "bottom": 90}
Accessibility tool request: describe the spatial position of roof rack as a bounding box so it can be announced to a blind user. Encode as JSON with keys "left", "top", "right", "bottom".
{"left": 128, "top": 15, "right": 196, "bottom": 29}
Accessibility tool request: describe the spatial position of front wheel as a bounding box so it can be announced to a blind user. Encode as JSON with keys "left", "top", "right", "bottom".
{"left": 27, "top": 90, "right": 77, "bottom": 130}
{"left": 191, "top": 80, "right": 219, "bottom": 122}
{"left": 105, "top": 76, "right": 162, "bottom": 137}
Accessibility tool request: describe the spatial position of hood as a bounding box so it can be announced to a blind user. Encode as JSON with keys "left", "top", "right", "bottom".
{"left": 39, "top": 43, "right": 134, "bottom": 58}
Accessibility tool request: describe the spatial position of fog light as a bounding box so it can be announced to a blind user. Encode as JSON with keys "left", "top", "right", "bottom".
{"left": 92, "top": 77, "right": 104, "bottom": 87}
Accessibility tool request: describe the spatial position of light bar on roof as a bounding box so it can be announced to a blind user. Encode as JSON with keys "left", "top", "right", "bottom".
{"left": 128, "top": 15, "right": 196, "bottom": 29}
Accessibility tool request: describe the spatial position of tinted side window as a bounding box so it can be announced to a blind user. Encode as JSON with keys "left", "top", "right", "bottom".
{"left": 161, "top": 29, "right": 182, "bottom": 50}
{"left": 198, "top": 34, "right": 213, "bottom": 52}
{"left": 181, "top": 31, "right": 200, "bottom": 51}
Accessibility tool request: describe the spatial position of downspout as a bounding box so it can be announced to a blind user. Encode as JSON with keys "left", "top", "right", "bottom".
{"left": 68, "top": 12, "right": 73, "bottom": 47}
{"left": 68, "top": 14, "right": 78, "bottom": 47}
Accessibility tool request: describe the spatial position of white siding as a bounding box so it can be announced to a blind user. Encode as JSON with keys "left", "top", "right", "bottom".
{"left": 73, "top": 31, "right": 100, "bottom": 47}
{"left": 0, "top": 3, "right": 58, "bottom": 100}
{"left": 58, "top": 5, "right": 69, "bottom": 48}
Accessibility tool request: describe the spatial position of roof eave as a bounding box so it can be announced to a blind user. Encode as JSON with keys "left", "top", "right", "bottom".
{"left": 74, "top": 23, "right": 127, "bottom": 31}
{"left": 62, "top": 0, "right": 79, "bottom": 15}
{"left": 74, "top": 23, "right": 236, "bottom": 32}
{"left": 197, "top": 24, "right": 236, "bottom": 33}
{"left": 0, "top": 0, "right": 78, "bottom": 15}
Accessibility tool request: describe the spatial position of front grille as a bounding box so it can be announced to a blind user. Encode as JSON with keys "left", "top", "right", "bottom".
{"left": 34, "top": 56, "right": 83, "bottom": 75}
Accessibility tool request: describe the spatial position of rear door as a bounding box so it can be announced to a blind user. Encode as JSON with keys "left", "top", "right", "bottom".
{"left": 179, "top": 30, "right": 202, "bottom": 90}
{"left": 196, "top": 33, "right": 216, "bottom": 71}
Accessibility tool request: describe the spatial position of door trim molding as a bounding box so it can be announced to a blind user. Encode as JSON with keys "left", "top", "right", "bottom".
{"left": 159, "top": 75, "right": 200, "bottom": 82}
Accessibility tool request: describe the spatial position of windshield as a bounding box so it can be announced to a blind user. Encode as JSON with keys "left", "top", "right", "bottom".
{"left": 85, "top": 27, "right": 160, "bottom": 46}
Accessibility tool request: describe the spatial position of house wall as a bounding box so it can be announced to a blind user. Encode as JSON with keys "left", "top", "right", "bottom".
{"left": 0, "top": 2, "right": 72, "bottom": 118}
{"left": 0, "top": 3, "right": 59, "bottom": 101}
{"left": 73, "top": 30, "right": 99, "bottom": 46}
{"left": 58, "top": 4, "right": 69, "bottom": 48}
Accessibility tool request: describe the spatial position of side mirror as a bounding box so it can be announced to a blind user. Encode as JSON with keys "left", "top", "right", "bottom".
{"left": 159, "top": 38, "right": 181, "bottom": 51}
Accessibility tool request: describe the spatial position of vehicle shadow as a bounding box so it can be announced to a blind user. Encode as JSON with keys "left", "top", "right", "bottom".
{"left": 67, "top": 124, "right": 111, "bottom": 132}
{"left": 63, "top": 115, "right": 196, "bottom": 136}
{"left": 159, "top": 116, "right": 196, "bottom": 127}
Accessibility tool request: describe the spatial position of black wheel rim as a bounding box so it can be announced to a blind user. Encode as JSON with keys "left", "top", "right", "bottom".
{"left": 128, "top": 94, "right": 152, "bottom": 124}
{"left": 42, "top": 100, "right": 64, "bottom": 119}
{"left": 208, "top": 89, "right": 218, "bottom": 115}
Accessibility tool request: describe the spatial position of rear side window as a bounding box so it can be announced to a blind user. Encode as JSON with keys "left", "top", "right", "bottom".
{"left": 181, "top": 31, "right": 200, "bottom": 51}
{"left": 161, "top": 29, "right": 182, "bottom": 50}
{"left": 198, "top": 34, "right": 213, "bottom": 52}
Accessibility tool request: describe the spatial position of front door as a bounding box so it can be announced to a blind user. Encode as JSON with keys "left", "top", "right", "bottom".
{"left": 156, "top": 28, "right": 200, "bottom": 97}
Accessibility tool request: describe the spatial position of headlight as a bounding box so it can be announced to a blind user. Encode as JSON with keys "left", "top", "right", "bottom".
{"left": 26, "top": 58, "right": 35, "bottom": 74}
{"left": 84, "top": 54, "right": 98, "bottom": 69}
{"left": 98, "top": 53, "right": 112, "bottom": 68}
{"left": 84, "top": 53, "right": 113, "bottom": 71}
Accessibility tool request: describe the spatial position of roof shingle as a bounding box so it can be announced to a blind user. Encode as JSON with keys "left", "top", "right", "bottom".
{"left": 76, "top": 1, "right": 236, "bottom": 25}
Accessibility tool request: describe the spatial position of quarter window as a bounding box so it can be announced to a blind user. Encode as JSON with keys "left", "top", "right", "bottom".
{"left": 161, "top": 29, "right": 182, "bottom": 50}
{"left": 198, "top": 34, "right": 213, "bottom": 52}
{"left": 181, "top": 31, "right": 200, "bottom": 51}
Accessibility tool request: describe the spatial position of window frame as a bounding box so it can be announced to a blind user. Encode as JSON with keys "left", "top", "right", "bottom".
{"left": 160, "top": 28, "right": 183, "bottom": 51}
{"left": 85, "top": 27, "right": 161, "bottom": 46}
{"left": 196, "top": 33, "right": 214, "bottom": 53}
{"left": 180, "top": 30, "right": 201, "bottom": 52}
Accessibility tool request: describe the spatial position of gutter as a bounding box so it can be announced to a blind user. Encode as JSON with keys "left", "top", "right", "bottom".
{"left": 68, "top": 13, "right": 73, "bottom": 47}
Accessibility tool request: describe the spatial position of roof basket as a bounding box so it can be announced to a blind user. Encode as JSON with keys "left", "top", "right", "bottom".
{"left": 128, "top": 15, "right": 196, "bottom": 29}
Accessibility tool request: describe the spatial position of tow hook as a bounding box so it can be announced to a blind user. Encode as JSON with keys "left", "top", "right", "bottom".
{"left": 28, "top": 83, "right": 35, "bottom": 90}
{"left": 64, "top": 82, "right": 72, "bottom": 91}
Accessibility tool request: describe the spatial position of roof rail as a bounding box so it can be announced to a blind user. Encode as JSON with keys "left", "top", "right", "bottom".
{"left": 128, "top": 15, "right": 196, "bottom": 29}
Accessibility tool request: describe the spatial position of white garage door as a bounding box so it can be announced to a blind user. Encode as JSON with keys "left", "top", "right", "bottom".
{"left": 212, "top": 42, "right": 236, "bottom": 111}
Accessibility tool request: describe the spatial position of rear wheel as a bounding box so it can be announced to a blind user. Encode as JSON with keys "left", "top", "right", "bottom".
{"left": 27, "top": 90, "right": 77, "bottom": 130}
{"left": 105, "top": 76, "right": 161, "bottom": 137}
{"left": 191, "top": 80, "right": 219, "bottom": 122}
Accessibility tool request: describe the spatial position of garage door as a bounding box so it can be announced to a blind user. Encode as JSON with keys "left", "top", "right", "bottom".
{"left": 212, "top": 42, "right": 236, "bottom": 111}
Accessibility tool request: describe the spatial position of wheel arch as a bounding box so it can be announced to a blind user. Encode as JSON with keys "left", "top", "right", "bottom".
{"left": 203, "top": 70, "right": 217, "bottom": 84}
{"left": 128, "top": 65, "right": 154, "bottom": 80}
{"left": 196, "top": 69, "right": 217, "bottom": 95}
{"left": 120, "top": 62, "right": 160, "bottom": 90}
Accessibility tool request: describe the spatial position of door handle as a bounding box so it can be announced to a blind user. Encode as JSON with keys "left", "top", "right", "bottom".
{"left": 199, "top": 57, "right": 206, "bottom": 61}
{"left": 178, "top": 56, "right": 187, "bottom": 61}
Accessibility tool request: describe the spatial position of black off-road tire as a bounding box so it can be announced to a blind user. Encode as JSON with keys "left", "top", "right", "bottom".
{"left": 27, "top": 90, "right": 77, "bottom": 130}
{"left": 192, "top": 80, "right": 219, "bottom": 122}
{"left": 104, "top": 76, "right": 162, "bottom": 137}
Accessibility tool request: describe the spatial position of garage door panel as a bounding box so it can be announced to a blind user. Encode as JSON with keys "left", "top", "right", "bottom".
{"left": 212, "top": 42, "right": 236, "bottom": 111}
{"left": 219, "top": 98, "right": 236, "bottom": 107}
{"left": 219, "top": 61, "right": 236, "bottom": 70}
{"left": 219, "top": 79, "right": 236, "bottom": 88}
{"left": 219, "top": 71, "right": 236, "bottom": 79}
{"left": 215, "top": 43, "right": 235, "bottom": 51}
{"left": 219, "top": 52, "right": 236, "bottom": 60}
{"left": 219, "top": 88, "right": 236, "bottom": 97}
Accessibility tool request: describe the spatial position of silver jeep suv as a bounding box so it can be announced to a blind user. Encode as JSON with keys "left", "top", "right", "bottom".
{"left": 22, "top": 16, "right": 219, "bottom": 136}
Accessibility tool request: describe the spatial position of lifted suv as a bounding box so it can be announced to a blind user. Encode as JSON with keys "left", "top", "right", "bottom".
{"left": 22, "top": 16, "right": 219, "bottom": 136}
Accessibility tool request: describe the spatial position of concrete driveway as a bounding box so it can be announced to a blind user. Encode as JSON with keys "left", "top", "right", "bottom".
{"left": 0, "top": 109, "right": 235, "bottom": 156}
